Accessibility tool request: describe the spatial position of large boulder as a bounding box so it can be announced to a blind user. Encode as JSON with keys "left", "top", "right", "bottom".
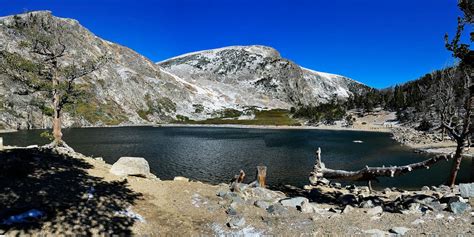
{"left": 110, "top": 157, "right": 151, "bottom": 177}
{"left": 459, "top": 183, "right": 474, "bottom": 198}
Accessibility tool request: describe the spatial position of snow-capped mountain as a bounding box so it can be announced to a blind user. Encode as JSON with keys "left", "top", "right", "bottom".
{"left": 158, "top": 45, "right": 367, "bottom": 112}
{"left": 0, "top": 11, "right": 369, "bottom": 129}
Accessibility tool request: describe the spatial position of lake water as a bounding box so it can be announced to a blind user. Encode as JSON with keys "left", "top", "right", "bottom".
{"left": 1, "top": 126, "right": 472, "bottom": 189}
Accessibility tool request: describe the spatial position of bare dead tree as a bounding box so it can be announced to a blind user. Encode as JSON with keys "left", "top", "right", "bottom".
{"left": 0, "top": 12, "right": 108, "bottom": 148}
{"left": 441, "top": 1, "right": 473, "bottom": 186}
{"left": 309, "top": 147, "right": 453, "bottom": 185}
{"left": 430, "top": 67, "right": 457, "bottom": 141}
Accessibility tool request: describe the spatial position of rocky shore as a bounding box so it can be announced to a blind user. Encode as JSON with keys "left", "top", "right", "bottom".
{"left": 0, "top": 147, "right": 472, "bottom": 235}
{"left": 391, "top": 126, "right": 474, "bottom": 158}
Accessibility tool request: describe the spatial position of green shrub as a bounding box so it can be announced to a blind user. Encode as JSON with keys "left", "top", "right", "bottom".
{"left": 193, "top": 104, "right": 204, "bottom": 113}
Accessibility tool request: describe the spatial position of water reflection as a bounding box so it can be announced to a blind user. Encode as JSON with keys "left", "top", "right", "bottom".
{"left": 1, "top": 126, "right": 471, "bottom": 189}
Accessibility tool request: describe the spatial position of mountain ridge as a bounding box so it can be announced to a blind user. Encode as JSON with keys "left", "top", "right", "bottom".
{"left": 0, "top": 11, "right": 369, "bottom": 130}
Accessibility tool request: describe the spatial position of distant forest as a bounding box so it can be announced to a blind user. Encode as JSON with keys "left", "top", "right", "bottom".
{"left": 293, "top": 66, "right": 465, "bottom": 131}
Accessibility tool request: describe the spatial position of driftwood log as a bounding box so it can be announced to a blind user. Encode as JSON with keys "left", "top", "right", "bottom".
{"left": 309, "top": 147, "right": 453, "bottom": 185}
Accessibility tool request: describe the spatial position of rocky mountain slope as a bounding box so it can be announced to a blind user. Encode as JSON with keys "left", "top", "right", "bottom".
{"left": 158, "top": 46, "right": 368, "bottom": 116}
{"left": 0, "top": 11, "right": 368, "bottom": 130}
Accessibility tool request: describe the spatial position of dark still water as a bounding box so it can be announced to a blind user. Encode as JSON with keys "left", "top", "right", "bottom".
{"left": 2, "top": 126, "right": 472, "bottom": 189}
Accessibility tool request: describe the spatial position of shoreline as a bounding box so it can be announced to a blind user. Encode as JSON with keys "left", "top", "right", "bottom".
{"left": 157, "top": 123, "right": 392, "bottom": 133}
{"left": 1, "top": 146, "right": 471, "bottom": 235}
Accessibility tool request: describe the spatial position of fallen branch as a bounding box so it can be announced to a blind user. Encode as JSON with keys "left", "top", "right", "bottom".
{"left": 309, "top": 147, "right": 453, "bottom": 184}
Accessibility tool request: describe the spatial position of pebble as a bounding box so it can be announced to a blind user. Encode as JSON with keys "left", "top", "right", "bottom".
{"left": 366, "top": 206, "right": 383, "bottom": 216}
{"left": 173, "top": 176, "right": 189, "bottom": 182}
{"left": 226, "top": 207, "right": 237, "bottom": 216}
{"left": 266, "top": 204, "right": 288, "bottom": 215}
{"left": 421, "top": 186, "right": 430, "bottom": 191}
{"left": 330, "top": 182, "right": 342, "bottom": 188}
{"left": 337, "top": 194, "right": 358, "bottom": 206}
{"left": 280, "top": 197, "right": 308, "bottom": 208}
{"left": 227, "top": 216, "right": 245, "bottom": 228}
{"left": 254, "top": 200, "right": 270, "bottom": 209}
{"left": 299, "top": 201, "right": 314, "bottom": 213}
{"left": 364, "top": 229, "right": 389, "bottom": 236}
{"left": 342, "top": 205, "right": 354, "bottom": 214}
{"left": 360, "top": 200, "right": 375, "bottom": 208}
{"left": 389, "top": 227, "right": 410, "bottom": 235}
{"left": 411, "top": 219, "right": 424, "bottom": 225}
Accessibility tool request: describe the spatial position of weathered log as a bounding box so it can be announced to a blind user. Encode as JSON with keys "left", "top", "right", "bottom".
{"left": 236, "top": 170, "right": 245, "bottom": 183}
{"left": 309, "top": 147, "right": 453, "bottom": 184}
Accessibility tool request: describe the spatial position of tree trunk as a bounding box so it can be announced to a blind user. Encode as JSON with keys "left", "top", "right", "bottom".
{"left": 447, "top": 82, "right": 472, "bottom": 186}
{"left": 447, "top": 143, "right": 463, "bottom": 186}
{"left": 51, "top": 66, "right": 63, "bottom": 145}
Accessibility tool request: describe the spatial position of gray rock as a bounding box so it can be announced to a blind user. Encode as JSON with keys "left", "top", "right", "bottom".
{"left": 328, "top": 207, "right": 341, "bottom": 213}
{"left": 359, "top": 186, "right": 370, "bottom": 193}
{"left": 173, "top": 176, "right": 189, "bottom": 182}
{"left": 364, "top": 229, "right": 389, "bottom": 237}
{"left": 254, "top": 200, "right": 270, "bottom": 209}
{"left": 366, "top": 206, "right": 383, "bottom": 216}
{"left": 280, "top": 197, "right": 309, "bottom": 208}
{"left": 346, "top": 184, "right": 357, "bottom": 190}
{"left": 448, "top": 196, "right": 466, "bottom": 205}
{"left": 427, "top": 201, "right": 445, "bottom": 212}
{"left": 330, "top": 182, "right": 342, "bottom": 188}
{"left": 411, "top": 219, "right": 424, "bottom": 225}
{"left": 401, "top": 203, "right": 422, "bottom": 214}
{"left": 342, "top": 205, "right": 354, "bottom": 214}
{"left": 226, "top": 207, "right": 238, "bottom": 216}
{"left": 360, "top": 200, "right": 375, "bottom": 208}
{"left": 337, "top": 194, "right": 358, "bottom": 205}
{"left": 459, "top": 183, "right": 474, "bottom": 198}
{"left": 299, "top": 201, "right": 314, "bottom": 213}
{"left": 243, "top": 187, "right": 286, "bottom": 202}
{"left": 421, "top": 186, "right": 430, "bottom": 191}
{"left": 110, "top": 157, "right": 150, "bottom": 177}
{"left": 230, "top": 182, "right": 248, "bottom": 192}
{"left": 220, "top": 191, "right": 244, "bottom": 204}
{"left": 438, "top": 185, "right": 451, "bottom": 193}
{"left": 216, "top": 190, "right": 228, "bottom": 197}
{"left": 266, "top": 204, "right": 288, "bottom": 215}
{"left": 389, "top": 227, "right": 410, "bottom": 235}
{"left": 317, "top": 178, "right": 330, "bottom": 186}
{"left": 227, "top": 216, "right": 245, "bottom": 228}
{"left": 449, "top": 201, "right": 471, "bottom": 215}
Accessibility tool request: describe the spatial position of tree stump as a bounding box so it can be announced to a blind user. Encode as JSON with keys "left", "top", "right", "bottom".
{"left": 256, "top": 165, "right": 267, "bottom": 188}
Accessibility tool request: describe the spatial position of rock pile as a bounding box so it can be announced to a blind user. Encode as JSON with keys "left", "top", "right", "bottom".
{"left": 215, "top": 180, "right": 473, "bottom": 231}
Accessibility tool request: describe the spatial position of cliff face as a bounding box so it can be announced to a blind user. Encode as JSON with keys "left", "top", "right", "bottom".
{"left": 0, "top": 11, "right": 368, "bottom": 130}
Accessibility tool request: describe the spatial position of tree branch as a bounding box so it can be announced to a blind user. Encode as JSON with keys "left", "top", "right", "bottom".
{"left": 309, "top": 148, "right": 453, "bottom": 183}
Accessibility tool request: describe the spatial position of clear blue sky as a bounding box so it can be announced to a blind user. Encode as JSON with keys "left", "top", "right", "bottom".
{"left": 0, "top": 0, "right": 467, "bottom": 88}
